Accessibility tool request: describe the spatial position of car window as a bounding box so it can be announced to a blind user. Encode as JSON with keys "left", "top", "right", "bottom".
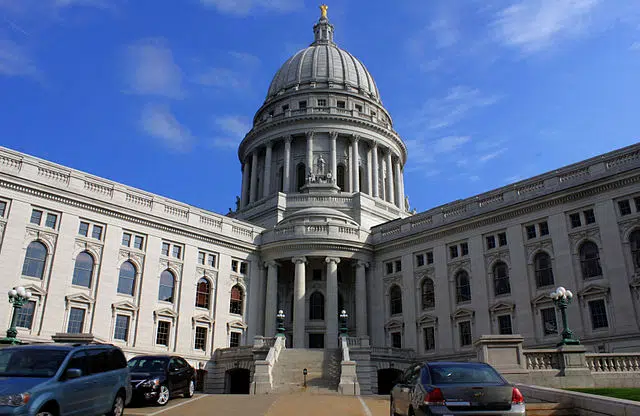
{"left": 0, "top": 348, "right": 69, "bottom": 378}
{"left": 65, "top": 351, "right": 87, "bottom": 378}
{"left": 108, "top": 348, "right": 127, "bottom": 370}
{"left": 169, "top": 358, "right": 183, "bottom": 371}
{"left": 177, "top": 357, "right": 189, "bottom": 369}
{"left": 86, "top": 349, "right": 110, "bottom": 375}
{"left": 429, "top": 364, "right": 504, "bottom": 384}
{"left": 129, "top": 358, "right": 168, "bottom": 372}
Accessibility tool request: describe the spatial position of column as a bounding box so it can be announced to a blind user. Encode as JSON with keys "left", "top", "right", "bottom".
{"left": 372, "top": 143, "right": 379, "bottom": 198}
{"left": 249, "top": 150, "right": 259, "bottom": 203}
{"left": 325, "top": 257, "right": 340, "bottom": 348}
{"left": 386, "top": 150, "right": 395, "bottom": 205}
{"left": 263, "top": 141, "right": 273, "bottom": 197}
{"left": 351, "top": 135, "right": 360, "bottom": 193}
{"left": 367, "top": 145, "right": 373, "bottom": 196}
{"left": 355, "top": 261, "right": 368, "bottom": 337}
{"left": 283, "top": 136, "right": 292, "bottom": 192}
{"left": 330, "top": 132, "right": 338, "bottom": 179}
{"left": 264, "top": 261, "right": 279, "bottom": 336}
{"left": 394, "top": 160, "right": 402, "bottom": 208}
{"left": 347, "top": 143, "right": 353, "bottom": 192}
{"left": 399, "top": 165, "right": 406, "bottom": 210}
{"left": 306, "top": 131, "right": 314, "bottom": 177}
{"left": 292, "top": 256, "right": 307, "bottom": 348}
{"left": 240, "top": 160, "right": 250, "bottom": 208}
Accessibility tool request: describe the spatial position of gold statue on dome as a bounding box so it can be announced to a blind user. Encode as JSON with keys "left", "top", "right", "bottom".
{"left": 320, "top": 4, "right": 328, "bottom": 19}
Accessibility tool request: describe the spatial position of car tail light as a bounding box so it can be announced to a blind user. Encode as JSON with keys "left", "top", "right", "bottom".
{"left": 424, "top": 388, "right": 445, "bottom": 405}
{"left": 512, "top": 387, "right": 525, "bottom": 404}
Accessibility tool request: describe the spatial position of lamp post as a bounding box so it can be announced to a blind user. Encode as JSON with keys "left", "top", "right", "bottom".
{"left": 276, "top": 310, "right": 286, "bottom": 337}
{"left": 550, "top": 286, "right": 580, "bottom": 346}
{"left": 339, "top": 309, "right": 348, "bottom": 337}
{"left": 2, "top": 286, "right": 32, "bottom": 345}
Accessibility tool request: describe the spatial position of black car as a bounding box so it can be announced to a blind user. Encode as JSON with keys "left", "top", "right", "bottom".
{"left": 390, "top": 361, "right": 526, "bottom": 416}
{"left": 127, "top": 355, "right": 196, "bottom": 406}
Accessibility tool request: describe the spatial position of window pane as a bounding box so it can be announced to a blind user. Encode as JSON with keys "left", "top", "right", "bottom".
{"left": 618, "top": 200, "right": 632, "bottom": 216}
{"left": 122, "top": 233, "right": 131, "bottom": 247}
{"left": 421, "top": 279, "right": 435, "bottom": 310}
{"left": 72, "top": 252, "right": 94, "bottom": 288}
{"left": 309, "top": 292, "right": 324, "bottom": 320}
{"left": 534, "top": 253, "right": 554, "bottom": 288}
{"left": 526, "top": 225, "right": 536, "bottom": 239}
{"left": 208, "top": 254, "right": 216, "bottom": 267}
{"left": 459, "top": 321, "right": 472, "bottom": 346}
{"left": 14, "top": 300, "right": 36, "bottom": 329}
{"left": 498, "top": 233, "right": 507, "bottom": 246}
{"left": 240, "top": 262, "right": 248, "bottom": 274}
{"left": 580, "top": 242, "right": 602, "bottom": 278}
{"left": 230, "top": 332, "right": 240, "bottom": 348}
{"left": 424, "top": 327, "right": 435, "bottom": 351}
{"left": 45, "top": 213, "right": 57, "bottom": 229}
{"left": 22, "top": 241, "right": 47, "bottom": 279}
{"left": 450, "top": 246, "right": 458, "bottom": 258}
{"left": 230, "top": 286, "right": 243, "bottom": 315}
{"left": 493, "top": 263, "right": 511, "bottom": 296}
{"left": 539, "top": 221, "right": 549, "bottom": 236}
{"left": 0, "top": 201, "right": 6, "bottom": 217}
{"left": 460, "top": 243, "right": 469, "bottom": 256}
{"left": 541, "top": 308, "right": 557, "bottom": 335}
{"left": 133, "top": 236, "right": 144, "bottom": 250}
{"left": 390, "top": 286, "right": 402, "bottom": 315}
{"left": 158, "top": 271, "right": 175, "bottom": 303}
{"left": 584, "top": 209, "right": 596, "bottom": 224}
{"left": 79, "top": 222, "right": 90, "bottom": 237}
{"left": 91, "top": 225, "right": 103, "bottom": 240}
{"left": 486, "top": 236, "right": 496, "bottom": 249}
{"left": 198, "top": 252, "right": 205, "bottom": 265}
{"left": 156, "top": 321, "right": 170, "bottom": 346}
{"left": 391, "top": 332, "right": 402, "bottom": 348}
{"left": 117, "top": 261, "right": 136, "bottom": 295}
{"left": 161, "top": 243, "right": 170, "bottom": 256}
{"left": 67, "top": 308, "right": 85, "bottom": 333}
{"left": 114, "top": 315, "right": 130, "bottom": 341}
{"left": 172, "top": 245, "right": 181, "bottom": 259}
{"left": 231, "top": 260, "right": 239, "bottom": 272}
{"left": 196, "top": 279, "right": 210, "bottom": 309}
{"left": 30, "top": 209, "right": 42, "bottom": 225}
{"left": 426, "top": 252, "right": 434, "bottom": 264}
{"left": 195, "top": 327, "right": 207, "bottom": 350}
{"left": 456, "top": 271, "right": 471, "bottom": 303}
{"left": 498, "top": 315, "right": 512, "bottom": 335}
{"left": 570, "top": 213, "right": 581, "bottom": 228}
{"left": 589, "top": 300, "right": 608, "bottom": 329}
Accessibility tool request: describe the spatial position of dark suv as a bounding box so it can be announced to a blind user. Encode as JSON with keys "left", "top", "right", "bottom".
{"left": 0, "top": 343, "right": 131, "bottom": 416}
{"left": 128, "top": 355, "right": 196, "bottom": 406}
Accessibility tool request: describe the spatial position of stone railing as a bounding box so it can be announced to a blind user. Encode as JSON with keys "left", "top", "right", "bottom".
{"left": 371, "top": 346, "right": 416, "bottom": 360}
{"left": 338, "top": 336, "right": 360, "bottom": 395}
{"left": 251, "top": 336, "right": 285, "bottom": 394}
{"left": 585, "top": 353, "right": 640, "bottom": 372}
{"left": 524, "top": 349, "right": 563, "bottom": 370}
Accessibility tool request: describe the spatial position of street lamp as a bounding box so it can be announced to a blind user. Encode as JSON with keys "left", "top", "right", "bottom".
{"left": 2, "top": 286, "right": 32, "bottom": 345}
{"left": 276, "top": 310, "right": 286, "bottom": 336}
{"left": 550, "top": 286, "right": 580, "bottom": 346}
{"left": 339, "top": 309, "right": 348, "bottom": 336}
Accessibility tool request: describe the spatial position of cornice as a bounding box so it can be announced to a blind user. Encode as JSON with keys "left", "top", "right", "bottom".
{"left": 259, "top": 239, "right": 374, "bottom": 259}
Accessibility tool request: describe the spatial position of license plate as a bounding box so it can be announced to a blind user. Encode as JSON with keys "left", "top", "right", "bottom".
{"left": 444, "top": 401, "right": 471, "bottom": 406}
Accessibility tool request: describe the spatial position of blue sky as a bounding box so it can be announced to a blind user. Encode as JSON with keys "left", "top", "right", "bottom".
{"left": 1, "top": 0, "right": 639, "bottom": 215}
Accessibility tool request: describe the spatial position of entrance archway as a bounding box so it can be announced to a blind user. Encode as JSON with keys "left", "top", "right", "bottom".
{"left": 377, "top": 368, "right": 403, "bottom": 395}
{"left": 225, "top": 368, "right": 251, "bottom": 394}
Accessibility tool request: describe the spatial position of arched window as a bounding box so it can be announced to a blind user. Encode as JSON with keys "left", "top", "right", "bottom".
{"left": 72, "top": 251, "right": 94, "bottom": 288}
{"left": 158, "top": 270, "right": 175, "bottom": 302}
{"left": 309, "top": 291, "right": 324, "bottom": 320}
{"left": 230, "top": 285, "right": 243, "bottom": 315}
{"left": 534, "top": 252, "right": 554, "bottom": 288}
{"left": 389, "top": 285, "right": 402, "bottom": 315}
{"left": 337, "top": 164, "right": 345, "bottom": 191}
{"left": 278, "top": 165, "right": 284, "bottom": 192}
{"left": 196, "top": 278, "right": 211, "bottom": 309}
{"left": 455, "top": 270, "right": 471, "bottom": 303}
{"left": 493, "top": 262, "right": 511, "bottom": 296}
{"left": 629, "top": 230, "right": 640, "bottom": 271}
{"left": 296, "top": 163, "right": 306, "bottom": 191}
{"left": 117, "top": 261, "right": 136, "bottom": 295}
{"left": 580, "top": 241, "right": 602, "bottom": 278}
{"left": 22, "top": 241, "right": 47, "bottom": 279}
{"left": 421, "top": 279, "right": 435, "bottom": 310}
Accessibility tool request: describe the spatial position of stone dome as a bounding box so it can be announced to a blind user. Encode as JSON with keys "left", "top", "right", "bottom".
{"left": 265, "top": 11, "right": 380, "bottom": 102}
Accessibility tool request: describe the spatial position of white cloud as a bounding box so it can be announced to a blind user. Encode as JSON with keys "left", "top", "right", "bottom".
{"left": 417, "top": 86, "right": 501, "bottom": 130}
{"left": 479, "top": 148, "right": 507, "bottom": 162}
{"left": 211, "top": 115, "right": 251, "bottom": 149}
{"left": 196, "top": 68, "right": 246, "bottom": 89}
{"left": 433, "top": 136, "right": 471, "bottom": 153}
{"left": 430, "top": 17, "right": 459, "bottom": 49}
{"left": 199, "top": 0, "right": 300, "bottom": 16}
{"left": 124, "top": 38, "right": 184, "bottom": 99}
{"left": 0, "top": 40, "right": 37, "bottom": 77}
{"left": 140, "top": 103, "right": 193, "bottom": 152}
{"left": 469, "top": 175, "right": 480, "bottom": 182}
{"left": 631, "top": 41, "right": 640, "bottom": 50}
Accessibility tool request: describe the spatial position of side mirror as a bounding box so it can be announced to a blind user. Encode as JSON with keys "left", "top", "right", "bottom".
{"left": 66, "top": 368, "right": 82, "bottom": 379}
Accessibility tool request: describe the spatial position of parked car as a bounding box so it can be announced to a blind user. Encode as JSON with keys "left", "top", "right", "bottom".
{"left": 390, "top": 361, "right": 526, "bottom": 416}
{"left": 0, "top": 342, "right": 131, "bottom": 416}
{"left": 127, "top": 355, "right": 196, "bottom": 406}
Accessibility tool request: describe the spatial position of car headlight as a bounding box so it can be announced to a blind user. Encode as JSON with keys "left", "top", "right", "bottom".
{"left": 0, "top": 392, "right": 31, "bottom": 407}
{"left": 141, "top": 378, "right": 160, "bottom": 388}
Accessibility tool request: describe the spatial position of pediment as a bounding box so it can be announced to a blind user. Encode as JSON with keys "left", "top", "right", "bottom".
{"left": 227, "top": 320, "right": 247, "bottom": 330}
{"left": 193, "top": 314, "right": 214, "bottom": 325}
{"left": 384, "top": 319, "right": 404, "bottom": 330}
{"left": 154, "top": 308, "right": 178, "bottom": 319}
{"left": 578, "top": 284, "right": 610, "bottom": 298}
{"left": 531, "top": 293, "right": 554, "bottom": 306}
{"left": 418, "top": 313, "right": 438, "bottom": 325}
{"left": 22, "top": 284, "right": 46, "bottom": 297}
{"left": 65, "top": 293, "right": 95, "bottom": 305}
{"left": 451, "top": 308, "right": 474, "bottom": 320}
{"left": 112, "top": 300, "right": 138, "bottom": 312}
{"left": 489, "top": 302, "right": 515, "bottom": 313}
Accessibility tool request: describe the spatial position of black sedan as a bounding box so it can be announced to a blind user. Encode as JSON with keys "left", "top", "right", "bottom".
{"left": 127, "top": 355, "right": 196, "bottom": 406}
{"left": 390, "top": 361, "right": 525, "bottom": 416}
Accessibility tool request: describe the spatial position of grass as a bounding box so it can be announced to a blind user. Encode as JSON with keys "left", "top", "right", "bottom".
{"left": 566, "top": 388, "right": 640, "bottom": 402}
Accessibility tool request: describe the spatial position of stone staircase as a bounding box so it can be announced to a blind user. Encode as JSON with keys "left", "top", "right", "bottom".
{"left": 526, "top": 402, "right": 578, "bottom": 416}
{"left": 271, "top": 349, "right": 341, "bottom": 394}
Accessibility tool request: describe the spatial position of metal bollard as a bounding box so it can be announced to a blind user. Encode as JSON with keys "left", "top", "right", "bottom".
{"left": 303, "top": 368, "right": 308, "bottom": 388}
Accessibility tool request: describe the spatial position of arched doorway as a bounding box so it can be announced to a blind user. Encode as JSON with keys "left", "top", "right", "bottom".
{"left": 377, "top": 368, "right": 403, "bottom": 395}
{"left": 225, "top": 368, "right": 251, "bottom": 394}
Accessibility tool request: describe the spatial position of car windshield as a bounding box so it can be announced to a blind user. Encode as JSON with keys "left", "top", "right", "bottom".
{"left": 428, "top": 364, "right": 504, "bottom": 385}
{"left": 128, "top": 357, "right": 168, "bottom": 373}
{"left": 0, "top": 348, "right": 69, "bottom": 378}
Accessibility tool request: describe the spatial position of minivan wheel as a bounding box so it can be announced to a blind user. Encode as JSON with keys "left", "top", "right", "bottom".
{"left": 106, "top": 394, "right": 125, "bottom": 416}
{"left": 184, "top": 379, "right": 195, "bottom": 398}
{"left": 157, "top": 385, "right": 170, "bottom": 406}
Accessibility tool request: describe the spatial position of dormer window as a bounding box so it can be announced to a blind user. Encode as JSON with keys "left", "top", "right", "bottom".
{"left": 317, "top": 99, "right": 327, "bottom": 107}
{"left": 337, "top": 101, "right": 346, "bottom": 109}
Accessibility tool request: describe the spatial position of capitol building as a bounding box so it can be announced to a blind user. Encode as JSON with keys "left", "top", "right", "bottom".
{"left": 2, "top": 6, "right": 640, "bottom": 392}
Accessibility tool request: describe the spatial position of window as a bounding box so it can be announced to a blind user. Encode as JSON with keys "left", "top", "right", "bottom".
{"left": 629, "top": 230, "right": 640, "bottom": 270}
{"left": 296, "top": 162, "right": 306, "bottom": 191}
{"left": 72, "top": 252, "right": 94, "bottom": 288}
{"left": 421, "top": 279, "right": 435, "bottom": 310}
{"left": 336, "top": 164, "right": 345, "bottom": 190}
{"left": 579, "top": 241, "right": 602, "bottom": 279}
{"left": 158, "top": 270, "right": 175, "bottom": 303}
{"left": 161, "top": 242, "right": 182, "bottom": 259}
{"left": 309, "top": 291, "right": 324, "bottom": 320}
{"left": 394, "top": 260, "right": 402, "bottom": 272}
{"left": 317, "top": 98, "right": 327, "bottom": 106}
{"left": 14, "top": 300, "right": 36, "bottom": 329}
{"left": 22, "top": 241, "right": 47, "bottom": 279}
{"left": 45, "top": 213, "right": 57, "bottom": 229}
{"left": 198, "top": 252, "right": 205, "bottom": 265}
{"left": 426, "top": 252, "right": 434, "bottom": 264}
{"left": 460, "top": 243, "right": 469, "bottom": 256}
{"left": 298, "top": 100, "right": 307, "bottom": 109}
{"left": 526, "top": 225, "right": 537, "bottom": 239}
{"left": 619, "top": 200, "right": 632, "bottom": 216}
{"left": 122, "top": 232, "right": 131, "bottom": 247}
{"left": 455, "top": 270, "right": 471, "bottom": 303}
{"left": 498, "top": 232, "right": 507, "bottom": 246}
{"left": 161, "top": 242, "right": 170, "bottom": 256}
{"left": 156, "top": 321, "right": 170, "bottom": 346}
{"left": 391, "top": 332, "right": 402, "bottom": 348}
{"left": 172, "top": 245, "right": 181, "bottom": 259}
{"left": 493, "top": 262, "right": 510, "bottom": 296}
{"left": 424, "top": 327, "right": 435, "bottom": 351}
{"left": 589, "top": 300, "right": 608, "bottom": 330}
{"left": 67, "top": 307, "right": 85, "bottom": 333}
{"left": 569, "top": 213, "right": 581, "bottom": 228}
{"left": 539, "top": 221, "right": 549, "bottom": 236}
{"left": 240, "top": 262, "right": 248, "bottom": 274}
{"left": 230, "top": 285, "right": 244, "bottom": 315}
{"left": 117, "top": 261, "right": 136, "bottom": 295}
{"left": 231, "top": 260, "right": 248, "bottom": 274}
{"left": 196, "top": 278, "right": 211, "bottom": 309}
{"left": 416, "top": 254, "right": 425, "bottom": 267}
{"left": 389, "top": 285, "right": 402, "bottom": 315}
{"left": 30, "top": 209, "right": 42, "bottom": 225}
{"left": 79, "top": 222, "right": 90, "bottom": 237}
{"left": 355, "top": 104, "right": 363, "bottom": 112}
{"left": 312, "top": 269, "right": 322, "bottom": 281}
{"left": 0, "top": 200, "right": 6, "bottom": 217}
{"left": 498, "top": 315, "right": 513, "bottom": 335}
{"left": 133, "top": 236, "right": 144, "bottom": 250}
{"left": 459, "top": 321, "right": 472, "bottom": 347}
{"left": 541, "top": 307, "right": 558, "bottom": 336}
{"left": 79, "top": 220, "right": 105, "bottom": 240}
{"left": 486, "top": 236, "right": 496, "bottom": 250}
{"left": 282, "top": 104, "right": 289, "bottom": 112}
{"left": 91, "top": 225, "right": 103, "bottom": 240}
{"left": 230, "top": 332, "right": 241, "bottom": 348}
{"left": 385, "top": 262, "right": 394, "bottom": 275}
{"left": 337, "top": 100, "right": 346, "bottom": 109}
{"left": 450, "top": 246, "right": 458, "bottom": 259}
{"left": 534, "top": 252, "right": 554, "bottom": 288}
{"left": 114, "top": 314, "right": 130, "bottom": 341}
{"left": 195, "top": 327, "right": 207, "bottom": 351}
{"left": 635, "top": 197, "right": 640, "bottom": 212}
{"left": 584, "top": 209, "right": 596, "bottom": 224}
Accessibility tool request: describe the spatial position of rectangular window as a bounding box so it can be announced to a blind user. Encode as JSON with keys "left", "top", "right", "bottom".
{"left": 569, "top": 213, "right": 581, "bottom": 228}
{"left": 486, "top": 236, "right": 496, "bottom": 250}
{"left": 459, "top": 321, "right": 472, "bottom": 346}
{"left": 541, "top": 307, "right": 558, "bottom": 336}
{"left": 317, "top": 99, "right": 327, "bottom": 106}
{"left": 526, "top": 225, "right": 537, "bottom": 239}
{"left": 498, "top": 315, "right": 513, "bottom": 335}
{"left": 230, "top": 332, "right": 241, "bottom": 348}
{"left": 91, "top": 225, "right": 103, "bottom": 240}
{"left": 584, "top": 209, "right": 596, "bottom": 224}
{"left": 45, "top": 213, "right": 57, "bottom": 229}
{"left": 385, "top": 262, "right": 393, "bottom": 274}
{"left": 198, "top": 252, "right": 206, "bottom": 265}
{"left": 161, "top": 242, "right": 170, "bottom": 256}
{"left": 231, "top": 260, "right": 239, "bottom": 273}
{"left": 30, "top": 209, "right": 43, "bottom": 225}
{"left": 394, "top": 260, "right": 402, "bottom": 273}
{"left": 498, "top": 232, "right": 507, "bottom": 246}
{"left": 78, "top": 222, "right": 90, "bottom": 237}
{"left": 449, "top": 246, "right": 458, "bottom": 259}
{"left": 539, "top": 221, "right": 549, "bottom": 236}
{"left": 355, "top": 104, "right": 363, "bottom": 112}
{"left": 416, "top": 254, "right": 425, "bottom": 267}
{"left": 282, "top": 104, "right": 289, "bottom": 112}
{"left": 207, "top": 254, "right": 217, "bottom": 267}
{"left": 424, "top": 327, "right": 435, "bottom": 351}
{"left": 195, "top": 327, "right": 207, "bottom": 351}
{"left": 635, "top": 197, "right": 640, "bottom": 213}
{"left": 113, "top": 314, "right": 130, "bottom": 341}
{"left": 67, "top": 307, "right": 85, "bottom": 334}
{"left": 337, "top": 100, "right": 346, "bottom": 109}
{"left": 0, "top": 200, "right": 6, "bottom": 217}
{"left": 589, "top": 300, "right": 609, "bottom": 330}
{"left": 619, "top": 200, "right": 632, "bottom": 216}
{"left": 133, "top": 236, "right": 144, "bottom": 250}
{"left": 426, "top": 252, "right": 434, "bottom": 264}
{"left": 240, "top": 262, "right": 248, "bottom": 275}
{"left": 122, "top": 232, "right": 131, "bottom": 247}
{"left": 298, "top": 101, "right": 307, "bottom": 109}
{"left": 14, "top": 300, "right": 36, "bottom": 329}
{"left": 460, "top": 242, "right": 469, "bottom": 256}
{"left": 391, "top": 332, "right": 402, "bottom": 348}
{"left": 172, "top": 245, "right": 181, "bottom": 259}
{"left": 156, "top": 321, "right": 170, "bottom": 346}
